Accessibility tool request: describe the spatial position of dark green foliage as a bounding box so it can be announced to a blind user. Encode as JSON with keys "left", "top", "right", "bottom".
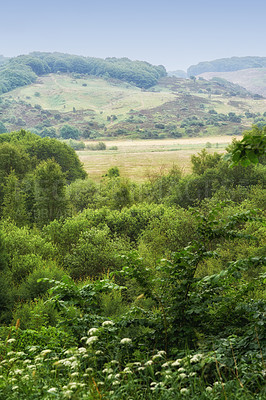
{"left": 1, "top": 170, "right": 29, "bottom": 226}
{"left": 60, "top": 124, "right": 80, "bottom": 139}
{"left": 227, "top": 126, "right": 266, "bottom": 166}
{"left": 191, "top": 149, "right": 222, "bottom": 175}
{"left": 0, "top": 130, "right": 87, "bottom": 181}
{"left": 33, "top": 159, "right": 68, "bottom": 227}
{"left": 0, "top": 132, "right": 265, "bottom": 399}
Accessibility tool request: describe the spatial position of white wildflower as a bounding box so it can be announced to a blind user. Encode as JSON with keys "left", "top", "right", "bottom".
{"left": 145, "top": 360, "right": 153, "bottom": 366}
{"left": 102, "top": 320, "right": 114, "bottom": 327}
{"left": 68, "top": 382, "right": 77, "bottom": 390}
{"left": 28, "top": 346, "right": 38, "bottom": 352}
{"left": 40, "top": 349, "right": 52, "bottom": 357}
{"left": 70, "top": 372, "right": 79, "bottom": 377}
{"left": 152, "top": 353, "right": 163, "bottom": 360}
{"left": 190, "top": 353, "right": 203, "bottom": 363}
{"left": 120, "top": 338, "right": 132, "bottom": 344}
{"left": 137, "top": 366, "right": 145, "bottom": 371}
{"left": 162, "top": 362, "right": 170, "bottom": 368}
{"left": 103, "top": 368, "right": 113, "bottom": 373}
{"left": 123, "top": 367, "right": 132, "bottom": 374}
{"left": 95, "top": 350, "right": 103, "bottom": 355}
{"left": 47, "top": 387, "right": 57, "bottom": 393}
{"left": 12, "top": 386, "right": 19, "bottom": 391}
{"left": 206, "top": 386, "right": 213, "bottom": 392}
{"left": 110, "top": 360, "right": 119, "bottom": 365}
{"left": 114, "top": 373, "right": 121, "bottom": 379}
{"left": 7, "top": 338, "right": 16, "bottom": 344}
{"left": 172, "top": 359, "right": 181, "bottom": 367}
{"left": 86, "top": 336, "right": 98, "bottom": 345}
{"left": 178, "top": 367, "right": 185, "bottom": 373}
{"left": 107, "top": 374, "right": 113, "bottom": 380}
{"left": 180, "top": 388, "right": 189, "bottom": 395}
{"left": 112, "top": 380, "right": 120, "bottom": 385}
{"left": 78, "top": 347, "right": 87, "bottom": 354}
{"left": 14, "top": 369, "right": 23, "bottom": 375}
{"left": 16, "top": 352, "right": 26, "bottom": 357}
{"left": 63, "top": 390, "right": 72, "bottom": 398}
{"left": 88, "top": 328, "right": 99, "bottom": 335}
{"left": 180, "top": 373, "right": 187, "bottom": 379}
{"left": 86, "top": 367, "right": 93, "bottom": 373}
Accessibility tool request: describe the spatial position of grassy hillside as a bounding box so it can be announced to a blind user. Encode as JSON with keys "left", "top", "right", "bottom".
{"left": 1, "top": 73, "right": 265, "bottom": 139}
{"left": 199, "top": 68, "right": 266, "bottom": 97}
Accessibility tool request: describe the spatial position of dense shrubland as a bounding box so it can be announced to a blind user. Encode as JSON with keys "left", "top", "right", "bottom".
{"left": 0, "top": 127, "right": 265, "bottom": 399}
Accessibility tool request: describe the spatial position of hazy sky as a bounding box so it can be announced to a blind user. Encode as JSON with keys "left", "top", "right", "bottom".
{"left": 1, "top": 0, "right": 266, "bottom": 71}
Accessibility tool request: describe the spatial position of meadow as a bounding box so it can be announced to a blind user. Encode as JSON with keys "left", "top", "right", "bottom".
{"left": 77, "top": 136, "right": 236, "bottom": 180}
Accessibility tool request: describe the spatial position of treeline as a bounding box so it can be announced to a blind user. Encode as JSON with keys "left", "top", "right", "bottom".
{"left": 0, "top": 52, "right": 167, "bottom": 94}
{"left": 188, "top": 56, "right": 266, "bottom": 76}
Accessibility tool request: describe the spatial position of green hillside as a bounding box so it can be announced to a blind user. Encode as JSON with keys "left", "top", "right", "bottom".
{"left": 1, "top": 73, "right": 266, "bottom": 139}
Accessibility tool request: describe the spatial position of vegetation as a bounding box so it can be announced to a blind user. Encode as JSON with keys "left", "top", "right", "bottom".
{"left": 0, "top": 126, "right": 265, "bottom": 399}
{"left": 0, "top": 52, "right": 167, "bottom": 94}
{"left": 188, "top": 56, "right": 266, "bottom": 76}
{"left": 0, "top": 54, "right": 265, "bottom": 139}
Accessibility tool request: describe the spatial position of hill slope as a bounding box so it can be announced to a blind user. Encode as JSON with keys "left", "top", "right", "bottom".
{"left": 1, "top": 72, "right": 265, "bottom": 139}
{"left": 198, "top": 68, "right": 266, "bottom": 97}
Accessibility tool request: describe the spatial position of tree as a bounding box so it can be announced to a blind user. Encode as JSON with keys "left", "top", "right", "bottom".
{"left": 33, "top": 159, "right": 68, "bottom": 227}
{"left": 60, "top": 125, "right": 80, "bottom": 140}
{"left": 191, "top": 149, "right": 222, "bottom": 175}
{"left": 1, "top": 170, "right": 29, "bottom": 226}
{"left": 228, "top": 126, "right": 266, "bottom": 166}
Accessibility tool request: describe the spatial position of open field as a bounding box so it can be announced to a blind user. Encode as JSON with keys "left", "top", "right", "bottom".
{"left": 77, "top": 135, "right": 237, "bottom": 181}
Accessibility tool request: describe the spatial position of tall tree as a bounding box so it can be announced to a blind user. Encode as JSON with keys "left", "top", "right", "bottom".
{"left": 33, "top": 159, "right": 67, "bottom": 227}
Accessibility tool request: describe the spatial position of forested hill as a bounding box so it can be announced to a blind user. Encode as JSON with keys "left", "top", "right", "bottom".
{"left": 187, "top": 56, "right": 266, "bottom": 76}
{"left": 0, "top": 52, "right": 167, "bottom": 94}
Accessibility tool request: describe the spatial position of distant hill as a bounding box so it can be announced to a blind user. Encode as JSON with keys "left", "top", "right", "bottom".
{"left": 198, "top": 69, "right": 266, "bottom": 97}
{"left": 0, "top": 52, "right": 167, "bottom": 94}
{"left": 187, "top": 56, "right": 266, "bottom": 76}
{"left": 167, "top": 70, "right": 187, "bottom": 78}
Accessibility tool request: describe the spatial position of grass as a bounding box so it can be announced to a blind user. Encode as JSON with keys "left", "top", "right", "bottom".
{"left": 6, "top": 75, "right": 175, "bottom": 117}
{"left": 77, "top": 136, "right": 235, "bottom": 181}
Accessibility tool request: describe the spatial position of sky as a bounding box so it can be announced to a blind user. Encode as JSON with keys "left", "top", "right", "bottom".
{"left": 1, "top": 0, "right": 266, "bottom": 71}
